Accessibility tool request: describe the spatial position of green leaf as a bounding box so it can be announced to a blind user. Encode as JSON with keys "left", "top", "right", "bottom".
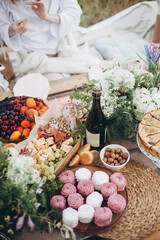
{"left": 74, "top": 85, "right": 78, "bottom": 91}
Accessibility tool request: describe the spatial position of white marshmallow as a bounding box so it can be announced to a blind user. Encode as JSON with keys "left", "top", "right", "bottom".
{"left": 78, "top": 204, "right": 95, "bottom": 223}
{"left": 62, "top": 207, "right": 79, "bottom": 228}
{"left": 92, "top": 171, "right": 109, "bottom": 190}
{"left": 86, "top": 191, "right": 103, "bottom": 209}
{"left": 75, "top": 168, "right": 91, "bottom": 182}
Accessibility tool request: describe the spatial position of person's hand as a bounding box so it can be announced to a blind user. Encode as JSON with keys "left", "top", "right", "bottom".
{"left": 8, "top": 18, "right": 28, "bottom": 37}
{"left": 25, "top": 0, "right": 47, "bottom": 21}
{"left": 26, "top": 0, "right": 60, "bottom": 23}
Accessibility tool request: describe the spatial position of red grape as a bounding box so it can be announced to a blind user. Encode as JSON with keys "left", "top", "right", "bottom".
{"left": 10, "top": 120, "right": 15, "bottom": 125}
{"left": 2, "top": 115, "right": 7, "bottom": 120}
{"left": 3, "top": 126, "right": 8, "bottom": 131}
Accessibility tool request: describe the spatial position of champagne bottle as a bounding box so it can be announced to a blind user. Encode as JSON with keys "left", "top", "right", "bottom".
{"left": 85, "top": 85, "right": 107, "bottom": 150}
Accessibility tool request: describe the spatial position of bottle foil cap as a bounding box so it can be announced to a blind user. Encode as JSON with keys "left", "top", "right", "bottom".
{"left": 92, "top": 84, "right": 101, "bottom": 98}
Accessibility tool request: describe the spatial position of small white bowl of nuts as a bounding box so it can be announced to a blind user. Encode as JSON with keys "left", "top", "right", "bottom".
{"left": 100, "top": 144, "right": 130, "bottom": 171}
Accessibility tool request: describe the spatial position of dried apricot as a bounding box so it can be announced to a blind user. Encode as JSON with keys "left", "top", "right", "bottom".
{"left": 42, "top": 106, "right": 48, "bottom": 111}
{"left": 22, "top": 128, "right": 31, "bottom": 137}
{"left": 35, "top": 106, "right": 40, "bottom": 112}
{"left": 10, "top": 131, "right": 21, "bottom": 140}
{"left": 31, "top": 123, "right": 36, "bottom": 130}
{"left": 38, "top": 109, "right": 46, "bottom": 117}
{"left": 26, "top": 98, "right": 36, "bottom": 108}
{"left": 21, "top": 120, "right": 31, "bottom": 128}
{"left": 17, "top": 126, "right": 24, "bottom": 133}
{"left": 21, "top": 106, "right": 29, "bottom": 113}
{"left": 39, "top": 102, "right": 44, "bottom": 109}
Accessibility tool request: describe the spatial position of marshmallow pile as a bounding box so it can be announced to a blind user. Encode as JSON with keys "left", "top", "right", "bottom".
{"left": 50, "top": 168, "right": 127, "bottom": 229}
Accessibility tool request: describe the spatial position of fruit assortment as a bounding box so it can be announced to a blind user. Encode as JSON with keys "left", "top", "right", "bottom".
{"left": 102, "top": 147, "right": 129, "bottom": 166}
{"left": 0, "top": 96, "right": 48, "bottom": 141}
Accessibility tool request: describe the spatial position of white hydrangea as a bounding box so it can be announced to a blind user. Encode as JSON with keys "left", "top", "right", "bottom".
{"left": 150, "top": 88, "right": 160, "bottom": 107}
{"left": 101, "top": 93, "right": 118, "bottom": 118}
{"left": 7, "top": 154, "right": 43, "bottom": 188}
{"left": 133, "top": 88, "right": 160, "bottom": 121}
{"left": 100, "top": 67, "right": 135, "bottom": 93}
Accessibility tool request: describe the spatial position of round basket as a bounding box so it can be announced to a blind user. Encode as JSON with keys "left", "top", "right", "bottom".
{"left": 94, "top": 160, "right": 160, "bottom": 240}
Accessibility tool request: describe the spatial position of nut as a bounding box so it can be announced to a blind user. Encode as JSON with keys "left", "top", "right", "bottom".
{"left": 114, "top": 160, "right": 118, "bottom": 164}
{"left": 105, "top": 151, "right": 110, "bottom": 156}
{"left": 106, "top": 148, "right": 112, "bottom": 152}
{"left": 118, "top": 156, "right": 122, "bottom": 161}
{"left": 111, "top": 153, "right": 116, "bottom": 159}
{"left": 122, "top": 152, "right": 129, "bottom": 159}
{"left": 103, "top": 157, "right": 108, "bottom": 163}
{"left": 120, "top": 159, "right": 126, "bottom": 165}
{"left": 108, "top": 158, "right": 114, "bottom": 163}
{"left": 111, "top": 149, "right": 115, "bottom": 153}
{"left": 116, "top": 148, "right": 122, "bottom": 154}
{"left": 115, "top": 154, "right": 119, "bottom": 159}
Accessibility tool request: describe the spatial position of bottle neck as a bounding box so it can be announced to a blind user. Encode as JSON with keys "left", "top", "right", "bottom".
{"left": 92, "top": 97, "right": 101, "bottom": 110}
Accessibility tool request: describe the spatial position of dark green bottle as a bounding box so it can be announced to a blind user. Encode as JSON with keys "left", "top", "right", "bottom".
{"left": 85, "top": 85, "right": 107, "bottom": 150}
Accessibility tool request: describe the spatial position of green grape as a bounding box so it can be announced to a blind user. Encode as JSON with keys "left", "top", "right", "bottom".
{"left": 54, "top": 163, "right": 58, "bottom": 168}
{"left": 45, "top": 161, "right": 49, "bottom": 165}
{"left": 49, "top": 166, "right": 55, "bottom": 173}
{"left": 49, "top": 162, "right": 54, "bottom": 166}
{"left": 51, "top": 175, "right": 56, "bottom": 181}
{"left": 44, "top": 170, "right": 49, "bottom": 177}
{"left": 48, "top": 175, "right": 52, "bottom": 181}
{"left": 52, "top": 174, "right": 56, "bottom": 179}
{"left": 36, "top": 164, "right": 40, "bottom": 170}
{"left": 42, "top": 176, "right": 47, "bottom": 181}
{"left": 55, "top": 153, "right": 60, "bottom": 158}
{"left": 51, "top": 155, "right": 56, "bottom": 161}
{"left": 56, "top": 149, "right": 60, "bottom": 153}
{"left": 59, "top": 157, "right": 63, "bottom": 162}
{"left": 60, "top": 150, "right": 65, "bottom": 155}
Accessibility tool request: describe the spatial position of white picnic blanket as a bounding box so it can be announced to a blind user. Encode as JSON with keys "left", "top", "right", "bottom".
{"left": 0, "top": 1, "right": 158, "bottom": 83}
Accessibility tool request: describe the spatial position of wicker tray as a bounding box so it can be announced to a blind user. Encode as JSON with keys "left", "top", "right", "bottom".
{"left": 95, "top": 160, "right": 160, "bottom": 240}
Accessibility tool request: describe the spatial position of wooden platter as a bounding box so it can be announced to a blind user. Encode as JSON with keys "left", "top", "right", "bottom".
{"left": 55, "top": 140, "right": 81, "bottom": 175}
{"left": 59, "top": 165, "right": 128, "bottom": 235}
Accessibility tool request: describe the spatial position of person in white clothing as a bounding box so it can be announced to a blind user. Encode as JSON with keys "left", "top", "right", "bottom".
{"left": 0, "top": 0, "right": 82, "bottom": 55}
{"left": 0, "top": 72, "right": 9, "bottom": 92}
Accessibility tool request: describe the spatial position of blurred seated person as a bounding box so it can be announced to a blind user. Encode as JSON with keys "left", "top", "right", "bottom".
{"left": 0, "top": 0, "right": 82, "bottom": 55}
{"left": 0, "top": 72, "right": 9, "bottom": 92}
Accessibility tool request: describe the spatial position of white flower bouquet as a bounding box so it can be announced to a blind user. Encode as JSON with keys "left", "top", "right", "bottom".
{"left": 65, "top": 62, "right": 160, "bottom": 140}
{"left": 0, "top": 147, "right": 63, "bottom": 236}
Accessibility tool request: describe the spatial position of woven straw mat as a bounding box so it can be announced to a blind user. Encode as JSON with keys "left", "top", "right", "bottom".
{"left": 93, "top": 159, "right": 160, "bottom": 240}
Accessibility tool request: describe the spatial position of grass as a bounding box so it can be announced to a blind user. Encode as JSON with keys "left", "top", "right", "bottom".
{"left": 78, "top": 0, "right": 154, "bottom": 27}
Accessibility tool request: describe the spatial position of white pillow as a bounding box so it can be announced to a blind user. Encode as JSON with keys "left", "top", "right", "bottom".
{"left": 94, "top": 32, "right": 148, "bottom": 63}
